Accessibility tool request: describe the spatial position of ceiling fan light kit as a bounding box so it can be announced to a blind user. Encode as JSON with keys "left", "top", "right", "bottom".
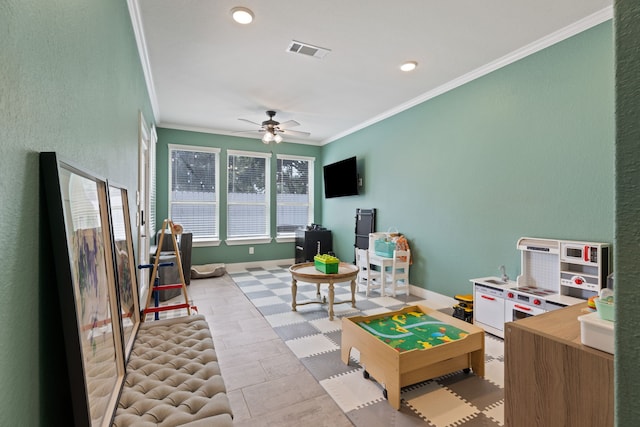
{"left": 231, "top": 7, "right": 254, "bottom": 24}
{"left": 236, "top": 110, "right": 310, "bottom": 144}
{"left": 262, "top": 132, "right": 274, "bottom": 143}
{"left": 261, "top": 130, "right": 283, "bottom": 144}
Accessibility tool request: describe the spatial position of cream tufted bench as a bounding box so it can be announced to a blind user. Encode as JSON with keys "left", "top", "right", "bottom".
{"left": 112, "top": 315, "right": 233, "bottom": 427}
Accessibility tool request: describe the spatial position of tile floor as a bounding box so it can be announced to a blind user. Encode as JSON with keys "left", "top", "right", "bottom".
{"left": 162, "top": 264, "right": 505, "bottom": 426}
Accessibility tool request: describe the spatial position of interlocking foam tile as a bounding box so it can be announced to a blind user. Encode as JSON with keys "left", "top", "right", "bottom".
{"left": 263, "top": 310, "right": 308, "bottom": 328}
{"left": 309, "top": 316, "right": 342, "bottom": 334}
{"left": 360, "top": 306, "right": 394, "bottom": 317}
{"left": 286, "top": 333, "right": 339, "bottom": 358}
{"left": 404, "top": 382, "right": 479, "bottom": 427}
{"left": 366, "top": 295, "right": 409, "bottom": 307}
{"left": 274, "top": 321, "right": 321, "bottom": 341}
{"left": 330, "top": 304, "right": 360, "bottom": 317}
{"left": 260, "top": 277, "right": 287, "bottom": 285}
{"left": 483, "top": 400, "right": 505, "bottom": 426}
{"left": 249, "top": 295, "right": 286, "bottom": 307}
{"left": 300, "top": 349, "right": 355, "bottom": 381}
{"left": 320, "top": 370, "right": 386, "bottom": 412}
{"left": 484, "top": 335, "right": 504, "bottom": 359}
{"left": 256, "top": 303, "right": 293, "bottom": 317}
{"left": 436, "top": 372, "right": 503, "bottom": 412}
{"left": 238, "top": 284, "right": 270, "bottom": 293}
{"left": 271, "top": 286, "right": 293, "bottom": 296}
{"left": 483, "top": 359, "right": 504, "bottom": 389}
{"left": 230, "top": 267, "right": 505, "bottom": 427}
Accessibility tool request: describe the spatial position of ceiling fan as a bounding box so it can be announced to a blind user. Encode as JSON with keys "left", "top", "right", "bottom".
{"left": 235, "top": 110, "right": 311, "bottom": 143}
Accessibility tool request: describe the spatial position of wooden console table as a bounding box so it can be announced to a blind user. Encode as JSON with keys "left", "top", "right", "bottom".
{"left": 504, "top": 302, "right": 614, "bottom": 426}
{"left": 289, "top": 262, "right": 358, "bottom": 320}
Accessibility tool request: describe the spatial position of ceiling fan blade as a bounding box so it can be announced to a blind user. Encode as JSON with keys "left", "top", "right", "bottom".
{"left": 277, "top": 120, "right": 300, "bottom": 129}
{"left": 280, "top": 129, "right": 311, "bottom": 137}
{"left": 231, "top": 129, "right": 264, "bottom": 135}
{"left": 238, "top": 118, "right": 263, "bottom": 126}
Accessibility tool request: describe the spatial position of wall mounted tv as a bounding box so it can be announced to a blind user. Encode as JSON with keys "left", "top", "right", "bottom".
{"left": 323, "top": 156, "right": 358, "bottom": 198}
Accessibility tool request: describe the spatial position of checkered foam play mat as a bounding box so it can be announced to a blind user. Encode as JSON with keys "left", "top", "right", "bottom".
{"left": 231, "top": 265, "right": 505, "bottom": 427}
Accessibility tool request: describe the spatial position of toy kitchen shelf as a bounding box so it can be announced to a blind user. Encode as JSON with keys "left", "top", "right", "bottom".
{"left": 517, "top": 237, "right": 610, "bottom": 300}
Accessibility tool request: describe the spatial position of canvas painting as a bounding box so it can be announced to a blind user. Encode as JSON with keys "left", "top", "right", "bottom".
{"left": 107, "top": 183, "right": 140, "bottom": 358}
{"left": 40, "top": 152, "right": 124, "bottom": 427}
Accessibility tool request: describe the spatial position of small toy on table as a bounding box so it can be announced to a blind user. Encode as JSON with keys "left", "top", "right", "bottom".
{"left": 314, "top": 254, "right": 340, "bottom": 273}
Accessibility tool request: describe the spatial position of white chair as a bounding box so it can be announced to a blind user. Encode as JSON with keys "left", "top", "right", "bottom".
{"left": 355, "top": 248, "right": 382, "bottom": 296}
{"left": 385, "top": 249, "right": 410, "bottom": 297}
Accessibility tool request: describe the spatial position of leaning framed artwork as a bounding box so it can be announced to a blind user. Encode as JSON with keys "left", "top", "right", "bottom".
{"left": 40, "top": 152, "right": 125, "bottom": 427}
{"left": 107, "top": 182, "right": 141, "bottom": 359}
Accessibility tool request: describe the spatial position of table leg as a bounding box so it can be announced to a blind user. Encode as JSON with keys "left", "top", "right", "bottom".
{"left": 387, "top": 382, "right": 401, "bottom": 410}
{"left": 316, "top": 283, "right": 321, "bottom": 298}
{"left": 328, "top": 281, "right": 335, "bottom": 320}
{"left": 291, "top": 277, "right": 297, "bottom": 312}
{"left": 350, "top": 278, "right": 356, "bottom": 307}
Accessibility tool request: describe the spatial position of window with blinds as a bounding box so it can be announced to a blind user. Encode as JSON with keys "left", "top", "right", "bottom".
{"left": 168, "top": 146, "right": 219, "bottom": 242}
{"left": 276, "top": 155, "right": 314, "bottom": 236}
{"left": 227, "top": 150, "right": 270, "bottom": 239}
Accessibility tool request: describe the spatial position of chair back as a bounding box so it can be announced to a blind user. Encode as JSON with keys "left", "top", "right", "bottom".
{"left": 390, "top": 249, "right": 410, "bottom": 296}
{"left": 356, "top": 248, "right": 368, "bottom": 275}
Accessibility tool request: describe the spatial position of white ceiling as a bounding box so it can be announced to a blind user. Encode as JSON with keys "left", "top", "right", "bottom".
{"left": 129, "top": 0, "right": 612, "bottom": 145}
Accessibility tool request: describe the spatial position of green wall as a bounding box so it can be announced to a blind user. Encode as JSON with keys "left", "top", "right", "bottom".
{"left": 3, "top": 2, "right": 632, "bottom": 424}
{"left": 614, "top": 2, "right": 640, "bottom": 424}
{"left": 322, "top": 22, "right": 614, "bottom": 297}
{"left": 1, "top": 1, "right": 152, "bottom": 425}
{"left": 155, "top": 128, "right": 323, "bottom": 265}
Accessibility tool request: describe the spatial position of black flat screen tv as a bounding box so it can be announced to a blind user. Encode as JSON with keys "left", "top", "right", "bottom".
{"left": 323, "top": 156, "right": 358, "bottom": 198}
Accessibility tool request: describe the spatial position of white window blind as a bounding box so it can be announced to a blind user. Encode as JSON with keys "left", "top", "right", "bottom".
{"left": 169, "top": 145, "right": 219, "bottom": 242}
{"left": 276, "top": 155, "right": 314, "bottom": 235}
{"left": 227, "top": 150, "right": 270, "bottom": 238}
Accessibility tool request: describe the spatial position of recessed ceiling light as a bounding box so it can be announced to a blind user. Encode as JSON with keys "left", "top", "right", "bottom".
{"left": 231, "top": 7, "right": 254, "bottom": 24}
{"left": 400, "top": 61, "right": 418, "bottom": 72}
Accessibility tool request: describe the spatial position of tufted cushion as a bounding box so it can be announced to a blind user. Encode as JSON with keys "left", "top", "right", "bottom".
{"left": 113, "top": 315, "right": 233, "bottom": 427}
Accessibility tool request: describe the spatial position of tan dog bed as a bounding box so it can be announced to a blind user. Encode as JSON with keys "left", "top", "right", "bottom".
{"left": 191, "top": 263, "right": 226, "bottom": 279}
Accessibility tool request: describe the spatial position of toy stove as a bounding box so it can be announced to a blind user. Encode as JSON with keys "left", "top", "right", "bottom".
{"left": 511, "top": 286, "right": 556, "bottom": 297}
{"left": 505, "top": 286, "right": 557, "bottom": 311}
{"left": 511, "top": 238, "right": 563, "bottom": 312}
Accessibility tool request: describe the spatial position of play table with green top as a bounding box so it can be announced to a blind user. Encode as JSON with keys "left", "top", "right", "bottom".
{"left": 341, "top": 304, "right": 485, "bottom": 409}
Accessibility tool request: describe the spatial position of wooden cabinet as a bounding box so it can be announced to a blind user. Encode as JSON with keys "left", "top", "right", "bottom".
{"left": 504, "top": 302, "right": 614, "bottom": 426}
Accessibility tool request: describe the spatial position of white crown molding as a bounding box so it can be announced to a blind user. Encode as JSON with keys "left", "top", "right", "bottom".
{"left": 127, "top": 0, "right": 160, "bottom": 122}
{"left": 159, "top": 122, "right": 324, "bottom": 146}
{"left": 323, "top": 6, "right": 614, "bottom": 145}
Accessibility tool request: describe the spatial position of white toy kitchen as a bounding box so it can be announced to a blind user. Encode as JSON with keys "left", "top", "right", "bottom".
{"left": 472, "top": 237, "right": 610, "bottom": 338}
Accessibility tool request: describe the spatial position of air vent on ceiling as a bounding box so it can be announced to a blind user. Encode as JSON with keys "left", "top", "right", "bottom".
{"left": 286, "top": 40, "right": 331, "bottom": 59}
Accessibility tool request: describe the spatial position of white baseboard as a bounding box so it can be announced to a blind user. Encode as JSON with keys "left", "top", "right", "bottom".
{"left": 224, "top": 258, "right": 295, "bottom": 273}
{"left": 409, "top": 284, "right": 456, "bottom": 310}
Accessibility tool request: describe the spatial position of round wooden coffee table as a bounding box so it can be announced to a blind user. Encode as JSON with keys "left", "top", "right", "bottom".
{"left": 289, "top": 262, "right": 358, "bottom": 320}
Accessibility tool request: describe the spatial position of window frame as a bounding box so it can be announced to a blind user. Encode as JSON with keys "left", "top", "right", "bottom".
{"left": 168, "top": 144, "right": 221, "bottom": 247}
{"left": 275, "top": 154, "right": 315, "bottom": 241}
{"left": 225, "top": 149, "right": 272, "bottom": 246}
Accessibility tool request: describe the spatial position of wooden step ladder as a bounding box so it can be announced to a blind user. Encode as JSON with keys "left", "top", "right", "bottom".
{"left": 142, "top": 219, "right": 193, "bottom": 321}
